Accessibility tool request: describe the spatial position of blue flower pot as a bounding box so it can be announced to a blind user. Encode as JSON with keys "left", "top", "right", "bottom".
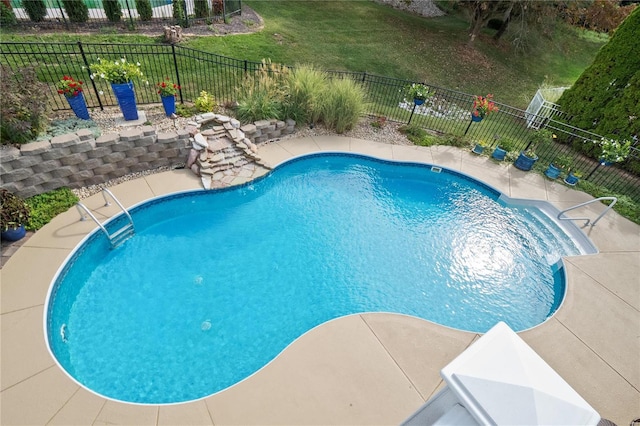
{"left": 111, "top": 82, "right": 138, "bottom": 121}
{"left": 472, "top": 144, "right": 485, "bottom": 154}
{"left": 514, "top": 151, "right": 538, "bottom": 171}
{"left": 599, "top": 158, "right": 612, "bottom": 166}
{"left": 414, "top": 98, "right": 425, "bottom": 106}
{"left": 66, "top": 93, "right": 90, "bottom": 120}
{"left": 564, "top": 172, "right": 580, "bottom": 186}
{"left": 492, "top": 147, "right": 507, "bottom": 161}
{"left": 544, "top": 164, "right": 561, "bottom": 179}
{"left": 1, "top": 225, "right": 26, "bottom": 242}
{"left": 161, "top": 95, "right": 176, "bottom": 117}
{"left": 471, "top": 113, "right": 483, "bottom": 122}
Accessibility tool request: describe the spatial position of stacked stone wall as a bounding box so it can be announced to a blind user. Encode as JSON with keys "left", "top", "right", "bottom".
{"left": 0, "top": 117, "right": 297, "bottom": 199}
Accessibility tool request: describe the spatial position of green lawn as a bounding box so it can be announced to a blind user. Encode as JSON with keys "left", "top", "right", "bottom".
{"left": 2, "top": 0, "right": 606, "bottom": 108}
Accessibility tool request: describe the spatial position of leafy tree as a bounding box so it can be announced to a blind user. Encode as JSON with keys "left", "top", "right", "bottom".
{"left": 23, "top": 0, "right": 48, "bottom": 22}
{"left": 103, "top": 0, "right": 122, "bottom": 22}
{"left": 194, "top": 0, "right": 209, "bottom": 18}
{"left": 62, "top": 0, "right": 88, "bottom": 23}
{"left": 135, "top": 0, "right": 152, "bottom": 21}
{"left": 172, "top": 0, "right": 187, "bottom": 27}
{"left": 0, "top": 0, "right": 16, "bottom": 26}
{"left": 557, "top": 7, "right": 640, "bottom": 140}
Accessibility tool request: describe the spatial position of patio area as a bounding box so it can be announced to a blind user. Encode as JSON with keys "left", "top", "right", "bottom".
{"left": 1, "top": 136, "right": 638, "bottom": 425}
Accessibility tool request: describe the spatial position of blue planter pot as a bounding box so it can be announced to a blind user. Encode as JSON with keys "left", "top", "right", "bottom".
{"left": 472, "top": 144, "right": 485, "bottom": 155}
{"left": 544, "top": 164, "right": 561, "bottom": 179}
{"left": 413, "top": 98, "right": 425, "bottom": 106}
{"left": 111, "top": 82, "right": 138, "bottom": 121}
{"left": 471, "top": 113, "right": 483, "bottom": 122}
{"left": 492, "top": 147, "right": 507, "bottom": 161}
{"left": 161, "top": 95, "right": 176, "bottom": 117}
{"left": 564, "top": 172, "right": 580, "bottom": 186}
{"left": 1, "top": 225, "right": 26, "bottom": 242}
{"left": 514, "top": 152, "right": 538, "bottom": 171}
{"left": 66, "top": 93, "right": 90, "bottom": 120}
{"left": 599, "top": 158, "right": 612, "bottom": 166}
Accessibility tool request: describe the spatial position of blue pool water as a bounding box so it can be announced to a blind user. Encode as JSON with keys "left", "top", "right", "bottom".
{"left": 47, "top": 154, "right": 584, "bottom": 404}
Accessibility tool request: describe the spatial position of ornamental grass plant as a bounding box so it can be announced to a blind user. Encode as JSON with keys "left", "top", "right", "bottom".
{"left": 283, "top": 64, "right": 326, "bottom": 125}
{"left": 235, "top": 59, "right": 289, "bottom": 122}
{"left": 319, "top": 77, "right": 367, "bottom": 134}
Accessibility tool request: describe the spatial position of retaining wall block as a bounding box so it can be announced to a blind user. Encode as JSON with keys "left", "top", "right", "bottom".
{"left": 1, "top": 146, "right": 21, "bottom": 162}
{"left": 157, "top": 132, "right": 178, "bottom": 144}
{"left": 129, "top": 163, "right": 151, "bottom": 173}
{"left": 92, "top": 164, "right": 117, "bottom": 175}
{"left": 42, "top": 179, "right": 68, "bottom": 191}
{"left": 134, "top": 136, "right": 156, "bottom": 147}
{"left": 254, "top": 120, "right": 271, "bottom": 130}
{"left": 68, "top": 170, "right": 94, "bottom": 183}
{"left": 20, "top": 140, "right": 51, "bottom": 156}
{"left": 275, "top": 120, "right": 286, "bottom": 129}
{"left": 95, "top": 133, "right": 120, "bottom": 147}
{"left": 147, "top": 143, "right": 171, "bottom": 153}
{"left": 126, "top": 147, "right": 149, "bottom": 158}
{"left": 51, "top": 166, "right": 75, "bottom": 179}
{"left": 9, "top": 156, "right": 40, "bottom": 169}
{"left": 60, "top": 153, "right": 89, "bottom": 166}
{"left": 160, "top": 148, "right": 181, "bottom": 158}
{"left": 111, "top": 141, "right": 136, "bottom": 152}
{"left": 141, "top": 126, "right": 156, "bottom": 136}
{"left": 22, "top": 174, "right": 49, "bottom": 188}
{"left": 0, "top": 182, "right": 23, "bottom": 194}
{"left": 82, "top": 158, "right": 104, "bottom": 171}
{"left": 1, "top": 168, "right": 32, "bottom": 184}
{"left": 116, "top": 157, "right": 139, "bottom": 169}
{"left": 50, "top": 133, "right": 81, "bottom": 148}
{"left": 76, "top": 129, "right": 95, "bottom": 141}
{"left": 42, "top": 147, "right": 72, "bottom": 161}
{"left": 32, "top": 160, "right": 62, "bottom": 174}
{"left": 149, "top": 159, "right": 170, "bottom": 168}
{"left": 70, "top": 139, "right": 96, "bottom": 154}
{"left": 102, "top": 152, "right": 127, "bottom": 164}
{"left": 119, "top": 128, "right": 144, "bottom": 142}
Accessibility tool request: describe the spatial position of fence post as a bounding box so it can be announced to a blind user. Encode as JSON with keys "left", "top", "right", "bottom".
{"left": 361, "top": 71, "right": 366, "bottom": 83}
{"left": 124, "top": 0, "right": 136, "bottom": 30}
{"left": 244, "top": 59, "right": 248, "bottom": 74}
{"left": 56, "top": 0, "right": 69, "bottom": 30}
{"left": 77, "top": 41, "right": 104, "bottom": 111}
{"left": 172, "top": 44, "right": 184, "bottom": 104}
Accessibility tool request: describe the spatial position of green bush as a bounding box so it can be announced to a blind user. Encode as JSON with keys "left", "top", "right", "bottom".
{"left": 194, "top": 0, "right": 209, "bottom": 18}
{"left": 318, "top": 77, "right": 367, "bottom": 134}
{"left": 172, "top": 0, "right": 187, "bottom": 27}
{"left": 103, "top": 0, "right": 122, "bottom": 22}
{"left": 23, "top": 0, "right": 47, "bottom": 22}
{"left": 0, "top": 2, "right": 16, "bottom": 26}
{"left": 194, "top": 90, "right": 216, "bottom": 113}
{"left": 25, "top": 187, "right": 79, "bottom": 231}
{"left": 283, "top": 64, "right": 326, "bottom": 126}
{"left": 235, "top": 60, "right": 288, "bottom": 123}
{"left": 62, "top": 0, "right": 88, "bottom": 23}
{"left": 399, "top": 124, "right": 429, "bottom": 145}
{"left": 135, "top": 0, "right": 152, "bottom": 21}
{"left": 0, "top": 65, "right": 49, "bottom": 145}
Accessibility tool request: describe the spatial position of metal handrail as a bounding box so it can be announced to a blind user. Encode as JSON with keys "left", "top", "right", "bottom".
{"left": 75, "top": 188, "right": 135, "bottom": 247}
{"left": 75, "top": 202, "right": 110, "bottom": 237}
{"left": 101, "top": 188, "right": 134, "bottom": 231}
{"left": 557, "top": 197, "right": 617, "bottom": 227}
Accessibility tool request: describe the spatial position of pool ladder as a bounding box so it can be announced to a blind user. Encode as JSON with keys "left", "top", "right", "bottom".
{"left": 76, "top": 188, "right": 135, "bottom": 248}
{"left": 557, "top": 197, "right": 617, "bottom": 227}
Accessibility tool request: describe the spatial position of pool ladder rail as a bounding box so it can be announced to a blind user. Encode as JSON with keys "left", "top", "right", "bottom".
{"left": 75, "top": 188, "right": 135, "bottom": 249}
{"left": 557, "top": 197, "right": 617, "bottom": 227}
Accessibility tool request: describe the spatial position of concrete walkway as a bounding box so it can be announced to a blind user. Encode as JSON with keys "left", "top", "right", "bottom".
{"left": 1, "top": 136, "right": 638, "bottom": 425}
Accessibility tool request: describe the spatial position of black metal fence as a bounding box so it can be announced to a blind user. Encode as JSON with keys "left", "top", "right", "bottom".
{"left": 10, "top": 0, "right": 241, "bottom": 29}
{"left": 1, "top": 41, "right": 639, "bottom": 202}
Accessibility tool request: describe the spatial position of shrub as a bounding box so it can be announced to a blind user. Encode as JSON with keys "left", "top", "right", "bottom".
{"left": 25, "top": 187, "right": 79, "bottom": 231}
{"left": 23, "top": 0, "right": 47, "bottom": 22}
{"left": 172, "top": 0, "right": 187, "bottom": 27}
{"left": 62, "top": 0, "right": 88, "bottom": 23}
{"left": 0, "top": 189, "right": 31, "bottom": 232}
{"left": 0, "top": 65, "right": 49, "bottom": 145}
{"left": 235, "top": 60, "right": 289, "bottom": 123}
{"left": 135, "top": 0, "right": 152, "bottom": 21}
{"left": 0, "top": 1, "right": 16, "bottom": 26}
{"left": 195, "top": 90, "right": 216, "bottom": 112}
{"left": 194, "top": 0, "right": 209, "bottom": 18}
{"left": 103, "top": 0, "right": 122, "bottom": 22}
{"left": 282, "top": 64, "right": 326, "bottom": 125}
{"left": 319, "top": 77, "right": 367, "bottom": 134}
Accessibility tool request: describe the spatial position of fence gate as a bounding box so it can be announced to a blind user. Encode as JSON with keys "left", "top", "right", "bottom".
{"left": 525, "top": 87, "right": 567, "bottom": 129}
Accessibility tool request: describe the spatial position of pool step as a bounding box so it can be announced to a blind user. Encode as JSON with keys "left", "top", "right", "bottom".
{"left": 109, "top": 223, "right": 135, "bottom": 248}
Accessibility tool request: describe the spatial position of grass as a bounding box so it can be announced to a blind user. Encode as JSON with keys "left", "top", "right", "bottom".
{"left": 1, "top": 1, "right": 606, "bottom": 108}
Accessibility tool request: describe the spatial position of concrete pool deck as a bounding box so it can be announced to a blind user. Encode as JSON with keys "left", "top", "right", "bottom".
{"left": 1, "top": 136, "right": 638, "bottom": 425}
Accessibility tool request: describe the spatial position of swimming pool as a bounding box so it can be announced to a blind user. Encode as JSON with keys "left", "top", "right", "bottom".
{"left": 45, "top": 153, "right": 596, "bottom": 404}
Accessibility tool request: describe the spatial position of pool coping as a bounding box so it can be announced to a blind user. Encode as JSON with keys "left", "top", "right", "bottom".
{"left": 1, "top": 136, "right": 638, "bottom": 425}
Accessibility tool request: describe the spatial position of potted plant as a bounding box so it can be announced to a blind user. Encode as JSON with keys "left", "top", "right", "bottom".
{"left": 491, "top": 137, "right": 515, "bottom": 161}
{"left": 0, "top": 189, "right": 31, "bottom": 242}
{"left": 472, "top": 139, "right": 489, "bottom": 154}
{"left": 404, "top": 83, "right": 431, "bottom": 105}
{"left": 544, "top": 154, "right": 572, "bottom": 179}
{"left": 564, "top": 168, "right": 582, "bottom": 186}
{"left": 597, "top": 137, "right": 631, "bottom": 165}
{"left": 89, "top": 57, "right": 145, "bottom": 121}
{"left": 514, "top": 129, "right": 552, "bottom": 171}
{"left": 471, "top": 93, "right": 499, "bottom": 122}
{"left": 56, "top": 75, "right": 90, "bottom": 120}
{"left": 156, "top": 77, "right": 181, "bottom": 117}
